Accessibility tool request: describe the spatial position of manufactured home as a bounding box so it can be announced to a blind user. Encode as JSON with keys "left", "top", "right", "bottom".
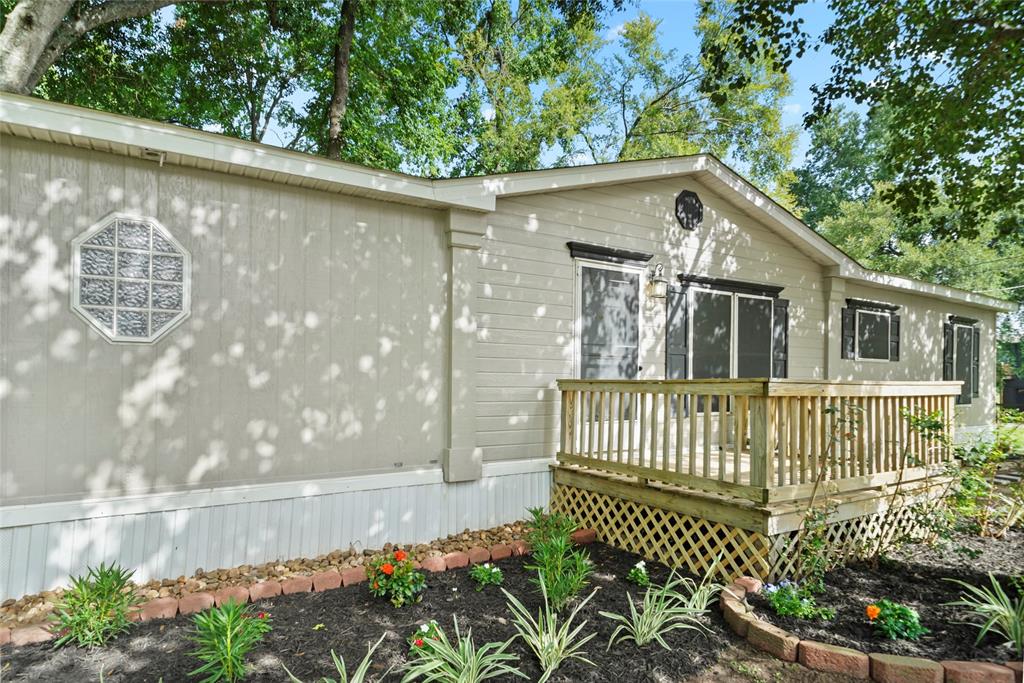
{"left": 0, "top": 94, "right": 1015, "bottom": 599}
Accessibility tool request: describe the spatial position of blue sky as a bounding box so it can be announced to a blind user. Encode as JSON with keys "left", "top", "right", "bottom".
{"left": 608, "top": 0, "right": 843, "bottom": 165}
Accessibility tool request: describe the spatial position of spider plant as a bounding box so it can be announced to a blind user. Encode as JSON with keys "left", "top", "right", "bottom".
{"left": 400, "top": 616, "right": 525, "bottom": 683}
{"left": 284, "top": 633, "right": 390, "bottom": 683}
{"left": 945, "top": 573, "right": 1023, "bottom": 657}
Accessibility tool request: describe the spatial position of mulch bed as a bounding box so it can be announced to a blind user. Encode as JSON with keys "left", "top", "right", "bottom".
{"left": 4, "top": 543, "right": 730, "bottom": 682}
{"left": 749, "top": 530, "right": 1024, "bottom": 663}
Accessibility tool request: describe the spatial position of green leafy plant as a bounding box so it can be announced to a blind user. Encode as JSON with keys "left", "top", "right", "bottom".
{"left": 599, "top": 570, "right": 720, "bottom": 650}
{"left": 284, "top": 633, "right": 389, "bottom": 683}
{"left": 189, "top": 601, "right": 272, "bottom": 682}
{"left": 502, "top": 573, "right": 597, "bottom": 682}
{"left": 367, "top": 549, "right": 425, "bottom": 607}
{"left": 865, "top": 599, "right": 928, "bottom": 641}
{"left": 402, "top": 617, "right": 525, "bottom": 683}
{"left": 408, "top": 620, "right": 442, "bottom": 653}
{"left": 468, "top": 563, "right": 504, "bottom": 591}
{"left": 524, "top": 507, "right": 592, "bottom": 611}
{"left": 52, "top": 562, "right": 142, "bottom": 648}
{"left": 625, "top": 560, "right": 650, "bottom": 588}
{"left": 763, "top": 581, "right": 835, "bottom": 621}
{"left": 945, "top": 574, "right": 1023, "bottom": 656}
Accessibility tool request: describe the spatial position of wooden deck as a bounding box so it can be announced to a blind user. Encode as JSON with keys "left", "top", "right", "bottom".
{"left": 551, "top": 378, "right": 962, "bottom": 580}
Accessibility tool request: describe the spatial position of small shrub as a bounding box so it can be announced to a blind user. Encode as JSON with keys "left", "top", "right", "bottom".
{"left": 866, "top": 599, "right": 928, "bottom": 641}
{"left": 599, "top": 570, "right": 720, "bottom": 650}
{"left": 503, "top": 573, "right": 597, "bottom": 682}
{"left": 763, "top": 581, "right": 835, "bottom": 621}
{"left": 408, "top": 620, "right": 443, "bottom": 653}
{"left": 189, "top": 601, "right": 272, "bottom": 682}
{"left": 468, "top": 563, "right": 504, "bottom": 591}
{"left": 401, "top": 616, "right": 525, "bottom": 683}
{"left": 945, "top": 574, "right": 1023, "bottom": 656}
{"left": 52, "top": 562, "right": 141, "bottom": 648}
{"left": 625, "top": 560, "right": 650, "bottom": 588}
{"left": 284, "top": 633, "right": 389, "bottom": 683}
{"left": 525, "top": 508, "right": 592, "bottom": 611}
{"left": 367, "top": 549, "right": 426, "bottom": 607}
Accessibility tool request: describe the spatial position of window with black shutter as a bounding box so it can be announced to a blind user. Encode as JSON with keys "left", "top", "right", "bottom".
{"left": 945, "top": 315, "right": 980, "bottom": 404}
{"left": 841, "top": 299, "right": 900, "bottom": 362}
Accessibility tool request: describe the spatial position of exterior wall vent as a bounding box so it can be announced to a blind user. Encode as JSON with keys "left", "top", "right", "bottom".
{"left": 675, "top": 190, "right": 702, "bottom": 230}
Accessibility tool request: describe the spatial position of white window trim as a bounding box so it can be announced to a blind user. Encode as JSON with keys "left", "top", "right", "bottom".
{"left": 572, "top": 258, "right": 646, "bottom": 379}
{"left": 70, "top": 211, "right": 192, "bottom": 344}
{"left": 687, "top": 289, "right": 774, "bottom": 380}
{"left": 854, "top": 309, "right": 891, "bottom": 362}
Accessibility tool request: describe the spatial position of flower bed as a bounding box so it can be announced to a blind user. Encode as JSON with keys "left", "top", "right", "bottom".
{"left": 4, "top": 541, "right": 730, "bottom": 682}
{"left": 721, "top": 531, "right": 1024, "bottom": 682}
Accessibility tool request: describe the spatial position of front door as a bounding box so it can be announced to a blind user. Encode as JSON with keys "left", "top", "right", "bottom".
{"left": 578, "top": 263, "right": 640, "bottom": 379}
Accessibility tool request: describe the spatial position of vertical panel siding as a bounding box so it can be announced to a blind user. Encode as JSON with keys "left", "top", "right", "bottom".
{"left": 476, "top": 178, "right": 828, "bottom": 463}
{"left": 0, "top": 469, "right": 551, "bottom": 600}
{"left": 0, "top": 137, "right": 449, "bottom": 505}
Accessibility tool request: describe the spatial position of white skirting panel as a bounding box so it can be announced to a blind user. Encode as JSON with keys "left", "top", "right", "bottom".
{"left": 0, "top": 460, "right": 552, "bottom": 601}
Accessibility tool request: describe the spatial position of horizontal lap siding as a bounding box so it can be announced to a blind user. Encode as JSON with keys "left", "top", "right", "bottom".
{"left": 476, "top": 177, "right": 827, "bottom": 462}
{"left": 839, "top": 282, "right": 997, "bottom": 429}
{"left": 0, "top": 137, "right": 449, "bottom": 505}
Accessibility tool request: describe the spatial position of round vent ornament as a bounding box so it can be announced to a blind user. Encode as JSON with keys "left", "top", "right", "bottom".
{"left": 675, "top": 190, "right": 703, "bottom": 230}
{"left": 70, "top": 212, "right": 191, "bottom": 343}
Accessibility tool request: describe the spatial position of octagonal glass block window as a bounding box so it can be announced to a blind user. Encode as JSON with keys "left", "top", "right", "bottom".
{"left": 71, "top": 213, "right": 191, "bottom": 343}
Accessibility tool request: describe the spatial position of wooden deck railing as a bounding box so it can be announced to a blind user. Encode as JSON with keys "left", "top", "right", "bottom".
{"left": 556, "top": 379, "right": 961, "bottom": 504}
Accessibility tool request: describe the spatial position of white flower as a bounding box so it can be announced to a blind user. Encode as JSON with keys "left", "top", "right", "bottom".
{"left": 635, "top": 561, "right": 646, "bottom": 569}
{"left": 420, "top": 624, "right": 429, "bottom": 633}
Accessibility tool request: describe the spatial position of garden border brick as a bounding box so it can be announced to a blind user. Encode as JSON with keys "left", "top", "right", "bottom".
{"left": 720, "top": 576, "right": 1019, "bottom": 683}
{"left": 0, "top": 529, "right": 565, "bottom": 650}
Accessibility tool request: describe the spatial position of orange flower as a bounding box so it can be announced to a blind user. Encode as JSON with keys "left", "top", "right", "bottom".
{"left": 372, "top": 581, "right": 379, "bottom": 590}
{"left": 414, "top": 638, "right": 424, "bottom": 647}
{"left": 866, "top": 604, "right": 881, "bottom": 621}
{"left": 381, "top": 562, "right": 395, "bottom": 575}
{"left": 394, "top": 550, "right": 407, "bottom": 562}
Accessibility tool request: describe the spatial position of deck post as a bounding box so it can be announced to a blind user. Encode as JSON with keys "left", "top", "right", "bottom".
{"left": 443, "top": 210, "right": 485, "bottom": 482}
{"left": 748, "top": 394, "right": 772, "bottom": 501}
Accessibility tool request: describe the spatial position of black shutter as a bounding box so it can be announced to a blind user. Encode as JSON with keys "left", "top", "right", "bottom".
{"left": 889, "top": 314, "right": 900, "bottom": 362}
{"left": 841, "top": 307, "right": 856, "bottom": 359}
{"left": 942, "top": 323, "right": 954, "bottom": 381}
{"left": 772, "top": 298, "right": 789, "bottom": 378}
{"left": 972, "top": 326, "right": 980, "bottom": 397}
{"left": 666, "top": 287, "right": 688, "bottom": 379}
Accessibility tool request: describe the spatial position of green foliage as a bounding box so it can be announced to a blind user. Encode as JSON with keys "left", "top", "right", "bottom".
{"left": 866, "top": 599, "right": 928, "bottom": 642}
{"left": 625, "top": 560, "right": 651, "bottom": 588}
{"left": 468, "top": 563, "right": 505, "bottom": 591}
{"left": 599, "top": 570, "right": 720, "bottom": 650}
{"left": 706, "top": 0, "right": 1024, "bottom": 240}
{"left": 763, "top": 581, "right": 834, "bottom": 621}
{"left": 284, "top": 633, "right": 389, "bottom": 683}
{"left": 189, "top": 601, "right": 272, "bottom": 683}
{"left": 945, "top": 574, "right": 1024, "bottom": 657}
{"left": 51, "top": 562, "right": 141, "bottom": 648}
{"left": 524, "top": 508, "right": 593, "bottom": 611}
{"left": 367, "top": 550, "right": 425, "bottom": 608}
{"left": 401, "top": 617, "right": 525, "bottom": 683}
{"left": 503, "top": 573, "right": 597, "bottom": 683}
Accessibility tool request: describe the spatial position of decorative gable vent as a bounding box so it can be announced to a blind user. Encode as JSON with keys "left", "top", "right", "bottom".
{"left": 70, "top": 212, "right": 191, "bottom": 343}
{"left": 675, "top": 190, "right": 702, "bottom": 230}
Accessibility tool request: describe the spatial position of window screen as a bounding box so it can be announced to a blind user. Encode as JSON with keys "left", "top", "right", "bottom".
{"left": 955, "top": 325, "right": 973, "bottom": 404}
{"left": 691, "top": 290, "right": 732, "bottom": 378}
{"left": 579, "top": 266, "right": 640, "bottom": 379}
{"left": 737, "top": 297, "right": 772, "bottom": 377}
{"left": 857, "top": 311, "right": 890, "bottom": 360}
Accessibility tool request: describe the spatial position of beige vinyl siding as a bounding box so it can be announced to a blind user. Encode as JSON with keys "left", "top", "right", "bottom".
{"left": 837, "top": 282, "right": 998, "bottom": 429}
{"left": 476, "top": 177, "right": 828, "bottom": 463}
{"left": 0, "top": 136, "right": 449, "bottom": 505}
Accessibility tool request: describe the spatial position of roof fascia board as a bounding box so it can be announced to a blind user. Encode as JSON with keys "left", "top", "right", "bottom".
{"left": 0, "top": 93, "right": 492, "bottom": 212}
{"left": 827, "top": 264, "right": 1016, "bottom": 312}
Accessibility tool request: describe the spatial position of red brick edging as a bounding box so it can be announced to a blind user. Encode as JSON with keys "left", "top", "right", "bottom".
{"left": 1, "top": 531, "right": 598, "bottom": 649}
{"left": 721, "top": 576, "right": 1023, "bottom": 683}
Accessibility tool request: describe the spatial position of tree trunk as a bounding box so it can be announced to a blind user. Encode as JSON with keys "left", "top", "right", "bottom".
{"left": 0, "top": 0, "right": 76, "bottom": 93}
{"left": 326, "top": 0, "right": 357, "bottom": 160}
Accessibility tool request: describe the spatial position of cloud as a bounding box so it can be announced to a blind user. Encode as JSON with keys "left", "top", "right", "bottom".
{"left": 604, "top": 22, "right": 625, "bottom": 40}
{"left": 782, "top": 103, "right": 802, "bottom": 115}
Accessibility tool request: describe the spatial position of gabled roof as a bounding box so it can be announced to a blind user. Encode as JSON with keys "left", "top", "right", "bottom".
{"left": 0, "top": 92, "right": 1015, "bottom": 313}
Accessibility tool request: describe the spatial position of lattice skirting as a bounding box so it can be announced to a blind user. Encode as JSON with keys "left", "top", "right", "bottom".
{"left": 551, "top": 483, "right": 931, "bottom": 582}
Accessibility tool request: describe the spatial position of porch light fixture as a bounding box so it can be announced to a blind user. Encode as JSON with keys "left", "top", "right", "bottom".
{"left": 646, "top": 263, "right": 669, "bottom": 299}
